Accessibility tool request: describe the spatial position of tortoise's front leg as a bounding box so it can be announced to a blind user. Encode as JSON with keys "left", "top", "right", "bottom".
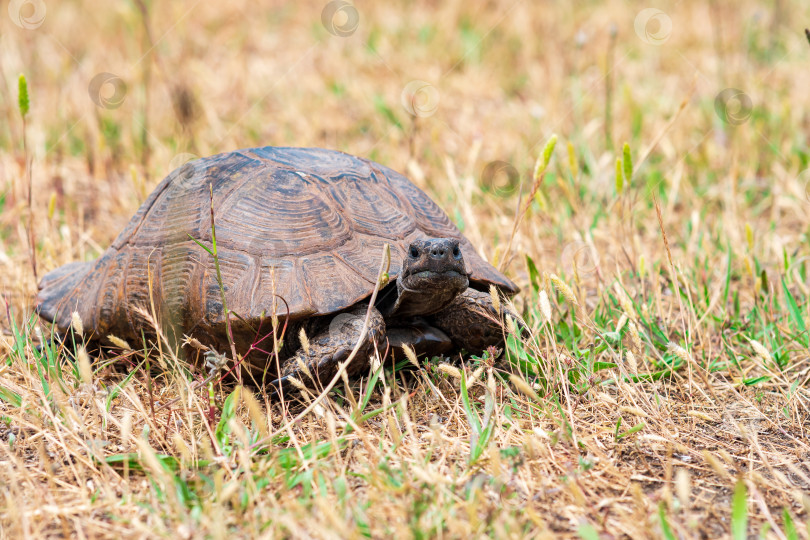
{"left": 428, "top": 288, "right": 521, "bottom": 355}
{"left": 270, "top": 304, "right": 385, "bottom": 394}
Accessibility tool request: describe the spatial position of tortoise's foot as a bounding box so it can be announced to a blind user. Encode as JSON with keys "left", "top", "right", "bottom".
{"left": 428, "top": 288, "right": 524, "bottom": 355}
{"left": 270, "top": 304, "right": 385, "bottom": 396}
{"left": 386, "top": 319, "right": 453, "bottom": 358}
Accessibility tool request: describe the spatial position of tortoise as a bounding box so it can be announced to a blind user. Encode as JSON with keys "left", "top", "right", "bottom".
{"left": 37, "top": 146, "right": 520, "bottom": 390}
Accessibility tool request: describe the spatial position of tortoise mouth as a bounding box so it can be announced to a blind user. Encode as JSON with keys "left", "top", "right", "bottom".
{"left": 400, "top": 269, "right": 469, "bottom": 292}
{"left": 408, "top": 269, "right": 463, "bottom": 279}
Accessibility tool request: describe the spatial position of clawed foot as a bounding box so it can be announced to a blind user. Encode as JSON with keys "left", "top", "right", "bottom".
{"left": 429, "top": 288, "right": 527, "bottom": 354}
{"left": 269, "top": 304, "right": 385, "bottom": 396}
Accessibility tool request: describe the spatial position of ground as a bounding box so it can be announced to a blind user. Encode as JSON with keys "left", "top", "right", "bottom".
{"left": 1, "top": 0, "right": 810, "bottom": 538}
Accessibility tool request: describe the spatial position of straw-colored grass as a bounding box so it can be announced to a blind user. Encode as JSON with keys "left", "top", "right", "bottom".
{"left": 2, "top": 1, "right": 810, "bottom": 537}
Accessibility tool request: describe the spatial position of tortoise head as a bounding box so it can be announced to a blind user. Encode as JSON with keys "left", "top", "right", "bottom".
{"left": 386, "top": 238, "right": 469, "bottom": 317}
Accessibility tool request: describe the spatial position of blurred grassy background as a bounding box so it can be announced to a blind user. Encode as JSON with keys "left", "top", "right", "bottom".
{"left": 2, "top": 0, "right": 810, "bottom": 538}
{"left": 2, "top": 0, "right": 810, "bottom": 286}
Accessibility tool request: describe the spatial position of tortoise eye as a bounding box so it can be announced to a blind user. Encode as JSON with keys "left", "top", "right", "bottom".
{"left": 409, "top": 246, "right": 420, "bottom": 258}
{"left": 452, "top": 245, "right": 461, "bottom": 259}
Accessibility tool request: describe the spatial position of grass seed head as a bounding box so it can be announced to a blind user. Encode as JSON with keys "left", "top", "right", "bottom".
{"left": 532, "top": 154, "right": 544, "bottom": 183}
{"left": 172, "top": 433, "right": 192, "bottom": 462}
{"left": 625, "top": 350, "right": 638, "bottom": 373}
{"left": 401, "top": 344, "right": 420, "bottom": 368}
{"left": 506, "top": 315, "right": 517, "bottom": 335}
{"left": 438, "top": 363, "right": 462, "bottom": 379}
{"left": 47, "top": 192, "right": 57, "bottom": 219}
{"left": 616, "top": 313, "right": 628, "bottom": 333}
{"left": 540, "top": 134, "right": 558, "bottom": 172}
{"left": 538, "top": 289, "right": 552, "bottom": 323}
{"left": 241, "top": 387, "right": 268, "bottom": 436}
{"left": 567, "top": 140, "right": 577, "bottom": 178}
{"left": 470, "top": 365, "right": 485, "bottom": 384}
{"left": 613, "top": 283, "right": 635, "bottom": 318}
{"left": 77, "top": 346, "right": 92, "bottom": 384}
{"left": 621, "top": 142, "right": 633, "bottom": 185}
{"left": 549, "top": 273, "right": 578, "bottom": 306}
{"left": 747, "top": 338, "right": 772, "bottom": 364}
{"left": 702, "top": 451, "right": 732, "bottom": 480}
{"left": 17, "top": 73, "right": 29, "bottom": 116}
{"left": 71, "top": 311, "right": 84, "bottom": 337}
{"left": 667, "top": 342, "right": 692, "bottom": 364}
{"left": 489, "top": 284, "right": 501, "bottom": 313}
{"left": 487, "top": 368, "right": 496, "bottom": 395}
{"left": 108, "top": 334, "right": 132, "bottom": 350}
{"left": 628, "top": 320, "right": 643, "bottom": 353}
{"left": 615, "top": 157, "right": 624, "bottom": 195}
{"left": 298, "top": 326, "right": 310, "bottom": 355}
{"left": 509, "top": 373, "right": 540, "bottom": 401}
{"left": 687, "top": 410, "right": 715, "bottom": 422}
{"left": 294, "top": 356, "right": 314, "bottom": 382}
{"left": 121, "top": 412, "right": 132, "bottom": 445}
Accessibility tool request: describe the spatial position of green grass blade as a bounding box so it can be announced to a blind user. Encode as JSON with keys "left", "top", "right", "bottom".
{"left": 622, "top": 142, "right": 633, "bottom": 185}
{"left": 723, "top": 245, "right": 732, "bottom": 309}
{"left": 615, "top": 157, "right": 623, "bottom": 195}
{"left": 106, "top": 358, "right": 145, "bottom": 411}
{"left": 188, "top": 234, "right": 214, "bottom": 256}
{"left": 616, "top": 423, "right": 645, "bottom": 440}
{"left": 0, "top": 386, "right": 22, "bottom": 407}
{"left": 357, "top": 365, "right": 384, "bottom": 416}
{"left": 577, "top": 522, "right": 600, "bottom": 540}
{"left": 783, "top": 508, "right": 798, "bottom": 540}
{"left": 658, "top": 502, "right": 676, "bottom": 540}
{"left": 459, "top": 368, "right": 480, "bottom": 435}
{"left": 215, "top": 386, "right": 241, "bottom": 450}
{"left": 18, "top": 74, "right": 29, "bottom": 116}
{"left": 526, "top": 254, "right": 542, "bottom": 293}
{"left": 782, "top": 278, "right": 808, "bottom": 346}
{"left": 470, "top": 383, "right": 496, "bottom": 462}
{"left": 731, "top": 478, "right": 747, "bottom": 540}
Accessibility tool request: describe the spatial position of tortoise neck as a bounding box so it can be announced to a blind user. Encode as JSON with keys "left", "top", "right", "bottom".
{"left": 383, "top": 275, "right": 467, "bottom": 318}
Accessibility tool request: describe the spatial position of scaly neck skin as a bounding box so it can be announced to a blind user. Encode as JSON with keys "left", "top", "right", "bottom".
{"left": 389, "top": 273, "right": 468, "bottom": 317}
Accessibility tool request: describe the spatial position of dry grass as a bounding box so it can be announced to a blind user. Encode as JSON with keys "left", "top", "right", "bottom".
{"left": 2, "top": 0, "right": 810, "bottom": 537}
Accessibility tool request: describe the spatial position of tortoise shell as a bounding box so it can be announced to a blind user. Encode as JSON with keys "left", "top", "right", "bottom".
{"left": 37, "top": 147, "right": 518, "bottom": 341}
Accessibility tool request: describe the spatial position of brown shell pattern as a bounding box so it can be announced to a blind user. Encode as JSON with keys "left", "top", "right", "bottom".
{"left": 36, "top": 147, "right": 518, "bottom": 339}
